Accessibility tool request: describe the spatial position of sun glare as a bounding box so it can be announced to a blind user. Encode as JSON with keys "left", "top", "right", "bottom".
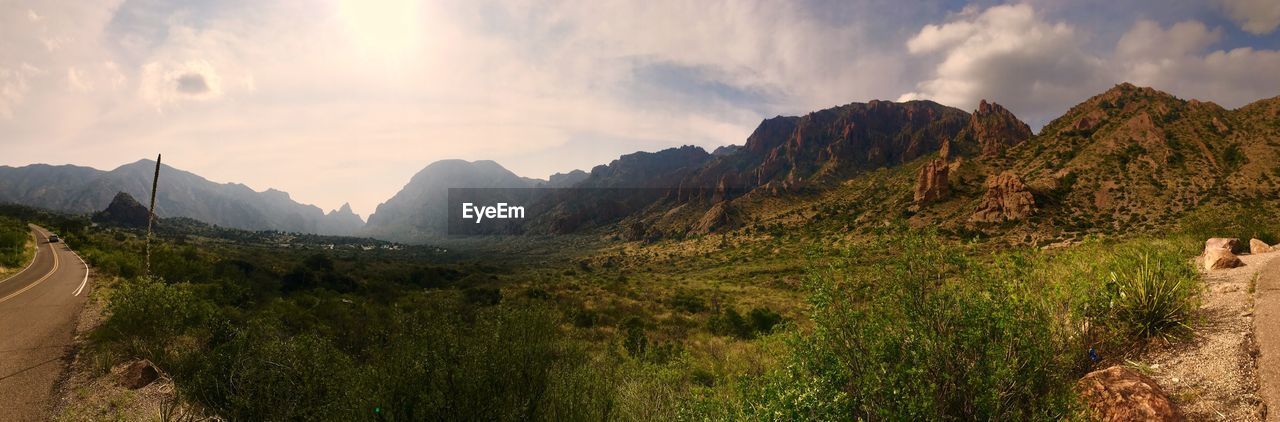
{"left": 336, "top": 0, "right": 423, "bottom": 57}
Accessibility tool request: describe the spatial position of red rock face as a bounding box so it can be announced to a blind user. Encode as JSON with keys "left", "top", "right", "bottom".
{"left": 913, "top": 158, "right": 949, "bottom": 204}
{"left": 1076, "top": 366, "right": 1182, "bottom": 421}
{"left": 969, "top": 99, "right": 1033, "bottom": 157}
{"left": 680, "top": 100, "right": 971, "bottom": 199}
{"left": 970, "top": 171, "right": 1035, "bottom": 223}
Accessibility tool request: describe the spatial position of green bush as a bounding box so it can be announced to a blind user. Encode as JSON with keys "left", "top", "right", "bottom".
{"left": 1100, "top": 252, "right": 1199, "bottom": 340}
{"left": 0, "top": 216, "right": 29, "bottom": 268}
{"left": 743, "top": 232, "right": 1079, "bottom": 420}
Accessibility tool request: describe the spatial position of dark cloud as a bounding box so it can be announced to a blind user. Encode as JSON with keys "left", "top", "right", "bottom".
{"left": 175, "top": 72, "right": 209, "bottom": 94}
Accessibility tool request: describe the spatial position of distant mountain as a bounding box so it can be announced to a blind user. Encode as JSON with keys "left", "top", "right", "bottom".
{"left": 0, "top": 159, "right": 362, "bottom": 235}
{"left": 362, "top": 159, "right": 535, "bottom": 242}
{"left": 319, "top": 203, "right": 364, "bottom": 236}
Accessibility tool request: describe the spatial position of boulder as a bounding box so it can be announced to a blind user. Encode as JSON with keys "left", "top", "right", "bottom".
{"left": 970, "top": 171, "right": 1035, "bottom": 223}
{"left": 1205, "top": 237, "right": 1241, "bottom": 254}
{"left": 1076, "top": 366, "right": 1181, "bottom": 421}
{"left": 1250, "top": 238, "right": 1274, "bottom": 254}
{"left": 1203, "top": 238, "right": 1244, "bottom": 270}
{"left": 1203, "top": 249, "right": 1244, "bottom": 270}
{"left": 117, "top": 359, "right": 160, "bottom": 390}
{"left": 913, "top": 158, "right": 950, "bottom": 205}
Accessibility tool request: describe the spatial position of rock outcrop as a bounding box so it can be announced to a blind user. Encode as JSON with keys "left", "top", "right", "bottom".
{"left": 1250, "top": 238, "right": 1274, "bottom": 254}
{"left": 91, "top": 191, "right": 151, "bottom": 228}
{"left": 1076, "top": 366, "right": 1181, "bottom": 421}
{"left": 968, "top": 100, "right": 1033, "bottom": 157}
{"left": 913, "top": 158, "right": 950, "bottom": 204}
{"left": 970, "top": 171, "right": 1034, "bottom": 223}
{"left": 1203, "top": 238, "right": 1245, "bottom": 270}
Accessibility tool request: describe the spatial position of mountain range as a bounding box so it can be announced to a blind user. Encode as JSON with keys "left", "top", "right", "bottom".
{"left": 0, "top": 160, "right": 364, "bottom": 236}
{"left": 3, "top": 82, "right": 1278, "bottom": 244}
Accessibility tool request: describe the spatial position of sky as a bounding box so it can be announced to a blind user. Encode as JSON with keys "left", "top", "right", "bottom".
{"left": 2, "top": 0, "right": 1279, "bottom": 218}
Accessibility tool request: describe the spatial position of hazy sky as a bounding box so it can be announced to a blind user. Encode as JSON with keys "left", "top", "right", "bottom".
{"left": 2, "top": 0, "right": 1279, "bottom": 217}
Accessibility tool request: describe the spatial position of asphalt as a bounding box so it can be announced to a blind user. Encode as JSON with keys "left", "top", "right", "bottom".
{"left": 0, "top": 225, "right": 91, "bottom": 421}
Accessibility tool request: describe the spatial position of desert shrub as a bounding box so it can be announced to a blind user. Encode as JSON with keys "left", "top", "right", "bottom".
{"left": 1098, "top": 251, "right": 1199, "bottom": 340}
{"left": 743, "top": 232, "right": 1079, "bottom": 420}
{"left": 0, "top": 216, "right": 28, "bottom": 268}
{"left": 100, "top": 277, "right": 214, "bottom": 366}
{"left": 747, "top": 307, "right": 783, "bottom": 334}
{"left": 462, "top": 286, "right": 502, "bottom": 305}
{"left": 708, "top": 307, "right": 752, "bottom": 339}
{"left": 670, "top": 290, "right": 708, "bottom": 313}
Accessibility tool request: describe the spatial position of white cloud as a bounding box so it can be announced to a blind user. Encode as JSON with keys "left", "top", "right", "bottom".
{"left": 899, "top": 4, "right": 1108, "bottom": 127}
{"left": 1116, "top": 19, "right": 1280, "bottom": 107}
{"left": 1220, "top": 0, "right": 1280, "bottom": 35}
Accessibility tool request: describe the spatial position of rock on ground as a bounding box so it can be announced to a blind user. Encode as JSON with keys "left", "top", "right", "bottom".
{"left": 1077, "top": 366, "right": 1181, "bottom": 421}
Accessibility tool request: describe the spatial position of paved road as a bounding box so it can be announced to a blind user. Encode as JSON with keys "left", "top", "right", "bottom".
{"left": 0, "top": 225, "right": 91, "bottom": 421}
{"left": 1257, "top": 256, "right": 1280, "bottom": 422}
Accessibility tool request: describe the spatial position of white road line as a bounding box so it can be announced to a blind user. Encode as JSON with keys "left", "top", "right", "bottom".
{"left": 71, "top": 251, "right": 89, "bottom": 296}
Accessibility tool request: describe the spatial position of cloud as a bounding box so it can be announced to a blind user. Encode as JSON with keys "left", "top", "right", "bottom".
{"left": 175, "top": 72, "right": 210, "bottom": 94}
{"left": 899, "top": 4, "right": 1108, "bottom": 127}
{"left": 1220, "top": 0, "right": 1280, "bottom": 35}
{"left": 1116, "top": 19, "right": 1280, "bottom": 107}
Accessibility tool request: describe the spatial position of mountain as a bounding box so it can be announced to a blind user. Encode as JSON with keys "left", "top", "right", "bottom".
{"left": 319, "top": 203, "right": 364, "bottom": 236}
{"left": 91, "top": 192, "right": 151, "bottom": 228}
{"left": 362, "top": 159, "right": 535, "bottom": 241}
{"left": 675, "top": 100, "right": 971, "bottom": 203}
{"left": 0, "top": 159, "right": 362, "bottom": 235}
{"left": 905, "top": 83, "right": 1280, "bottom": 244}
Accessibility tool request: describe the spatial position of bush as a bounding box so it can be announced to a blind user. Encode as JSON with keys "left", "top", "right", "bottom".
{"left": 0, "top": 216, "right": 28, "bottom": 268}
{"left": 744, "top": 232, "right": 1079, "bottom": 420}
{"left": 1099, "top": 252, "right": 1199, "bottom": 340}
{"left": 100, "top": 277, "right": 214, "bottom": 366}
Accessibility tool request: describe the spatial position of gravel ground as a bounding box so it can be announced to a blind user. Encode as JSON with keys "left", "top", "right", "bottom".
{"left": 1137, "top": 251, "right": 1275, "bottom": 421}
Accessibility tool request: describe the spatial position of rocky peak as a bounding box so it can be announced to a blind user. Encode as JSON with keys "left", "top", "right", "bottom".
{"left": 970, "top": 171, "right": 1035, "bottom": 223}
{"left": 968, "top": 99, "right": 1032, "bottom": 157}
{"left": 91, "top": 191, "right": 152, "bottom": 228}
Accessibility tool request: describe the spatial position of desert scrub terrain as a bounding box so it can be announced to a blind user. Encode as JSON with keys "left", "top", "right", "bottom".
{"left": 9, "top": 201, "right": 1223, "bottom": 421}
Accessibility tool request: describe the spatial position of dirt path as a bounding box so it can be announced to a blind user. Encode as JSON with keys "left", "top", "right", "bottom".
{"left": 1137, "top": 251, "right": 1276, "bottom": 420}
{"left": 1255, "top": 252, "right": 1280, "bottom": 422}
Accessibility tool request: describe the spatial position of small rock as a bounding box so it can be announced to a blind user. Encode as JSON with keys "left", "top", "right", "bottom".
{"left": 1250, "top": 238, "right": 1274, "bottom": 254}
{"left": 1076, "top": 366, "right": 1182, "bottom": 421}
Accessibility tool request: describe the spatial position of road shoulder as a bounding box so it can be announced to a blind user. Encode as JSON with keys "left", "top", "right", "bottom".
{"left": 1256, "top": 254, "right": 1280, "bottom": 421}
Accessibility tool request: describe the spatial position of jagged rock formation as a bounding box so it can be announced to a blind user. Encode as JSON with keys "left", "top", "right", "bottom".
{"left": 319, "top": 203, "right": 364, "bottom": 236}
{"left": 91, "top": 192, "right": 151, "bottom": 228}
{"left": 1076, "top": 366, "right": 1181, "bottom": 421}
{"left": 969, "top": 100, "right": 1033, "bottom": 156}
{"left": 970, "top": 171, "right": 1035, "bottom": 223}
{"left": 913, "top": 158, "right": 950, "bottom": 204}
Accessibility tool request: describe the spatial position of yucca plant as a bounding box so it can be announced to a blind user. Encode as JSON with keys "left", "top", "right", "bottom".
{"left": 1103, "top": 253, "right": 1199, "bottom": 340}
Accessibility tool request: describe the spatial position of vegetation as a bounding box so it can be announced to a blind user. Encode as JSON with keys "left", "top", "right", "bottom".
{"left": 0, "top": 216, "right": 30, "bottom": 270}
{"left": 0, "top": 202, "right": 1219, "bottom": 420}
